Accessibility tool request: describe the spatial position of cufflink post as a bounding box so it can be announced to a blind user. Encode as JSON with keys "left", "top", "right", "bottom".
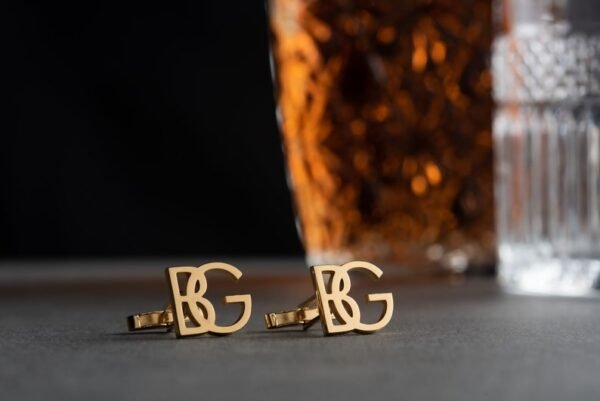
{"left": 264, "top": 296, "right": 320, "bottom": 330}
{"left": 127, "top": 305, "right": 174, "bottom": 331}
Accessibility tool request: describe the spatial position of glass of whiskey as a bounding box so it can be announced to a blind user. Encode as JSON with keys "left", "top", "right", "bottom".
{"left": 268, "top": 0, "right": 495, "bottom": 275}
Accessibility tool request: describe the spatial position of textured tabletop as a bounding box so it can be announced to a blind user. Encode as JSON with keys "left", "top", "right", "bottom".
{"left": 0, "top": 259, "right": 599, "bottom": 401}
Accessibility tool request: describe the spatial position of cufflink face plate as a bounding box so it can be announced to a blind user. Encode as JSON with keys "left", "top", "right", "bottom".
{"left": 264, "top": 261, "right": 394, "bottom": 335}
{"left": 311, "top": 261, "right": 394, "bottom": 335}
{"left": 166, "top": 262, "right": 252, "bottom": 337}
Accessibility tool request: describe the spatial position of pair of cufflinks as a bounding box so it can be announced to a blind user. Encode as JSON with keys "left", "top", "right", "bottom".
{"left": 127, "top": 261, "right": 394, "bottom": 337}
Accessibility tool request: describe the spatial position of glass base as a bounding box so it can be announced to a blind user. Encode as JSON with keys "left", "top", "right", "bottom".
{"left": 499, "top": 253, "right": 600, "bottom": 297}
{"left": 306, "top": 250, "right": 352, "bottom": 268}
{"left": 305, "top": 243, "right": 495, "bottom": 277}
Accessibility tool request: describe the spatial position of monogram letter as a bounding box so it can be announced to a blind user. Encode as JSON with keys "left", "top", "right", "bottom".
{"left": 311, "top": 261, "right": 393, "bottom": 334}
{"left": 167, "top": 263, "right": 252, "bottom": 337}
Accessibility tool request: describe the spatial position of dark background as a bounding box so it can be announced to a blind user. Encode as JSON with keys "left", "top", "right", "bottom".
{"left": 5, "top": 1, "right": 303, "bottom": 257}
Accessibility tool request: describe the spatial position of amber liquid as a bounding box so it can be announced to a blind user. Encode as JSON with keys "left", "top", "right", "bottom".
{"left": 269, "top": 0, "right": 495, "bottom": 274}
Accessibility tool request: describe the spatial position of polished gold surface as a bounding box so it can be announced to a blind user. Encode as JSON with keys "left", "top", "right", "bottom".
{"left": 126, "top": 262, "right": 252, "bottom": 337}
{"left": 312, "top": 261, "right": 393, "bottom": 334}
{"left": 166, "top": 262, "right": 252, "bottom": 337}
{"left": 264, "top": 261, "right": 393, "bottom": 335}
{"left": 127, "top": 305, "right": 174, "bottom": 331}
{"left": 264, "top": 296, "right": 320, "bottom": 330}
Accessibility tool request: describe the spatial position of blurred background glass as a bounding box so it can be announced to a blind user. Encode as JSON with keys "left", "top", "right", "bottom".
{"left": 494, "top": 0, "right": 600, "bottom": 295}
{"left": 268, "top": 0, "right": 495, "bottom": 276}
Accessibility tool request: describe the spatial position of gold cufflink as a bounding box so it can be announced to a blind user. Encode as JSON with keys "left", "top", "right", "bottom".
{"left": 264, "top": 261, "right": 394, "bottom": 335}
{"left": 127, "top": 262, "right": 252, "bottom": 337}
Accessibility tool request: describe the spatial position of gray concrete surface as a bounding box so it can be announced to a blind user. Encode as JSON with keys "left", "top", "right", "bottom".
{"left": 0, "top": 260, "right": 599, "bottom": 401}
